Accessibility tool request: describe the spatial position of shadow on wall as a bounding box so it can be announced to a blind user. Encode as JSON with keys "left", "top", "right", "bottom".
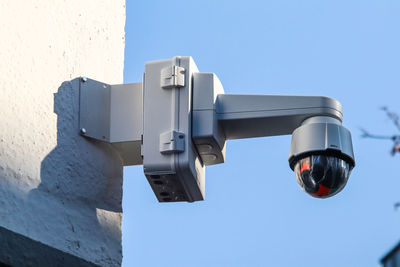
{"left": 35, "top": 78, "right": 123, "bottom": 211}
{"left": 25, "top": 79, "right": 123, "bottom": 262}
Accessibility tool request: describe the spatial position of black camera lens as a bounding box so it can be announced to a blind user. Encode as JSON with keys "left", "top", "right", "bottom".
{"left": 294, "top": 155, "right": 351, "bottom": 198}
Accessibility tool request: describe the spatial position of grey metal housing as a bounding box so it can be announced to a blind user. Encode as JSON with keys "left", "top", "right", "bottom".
{"left": 78, "top": 56, "right": 356, "bottom": 203}
{"left": 288, "top": 116, "right": 355, "bottom": 170}
{"left": 142, "top": 57, "right": 205, "bottom": 202}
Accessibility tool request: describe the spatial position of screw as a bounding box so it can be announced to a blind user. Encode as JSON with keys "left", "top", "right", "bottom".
{"left": 81, "top": 77, "right": 87, "bottom": 82}
{"left": 80, "top": 128, "right": 87, "bottom": 135}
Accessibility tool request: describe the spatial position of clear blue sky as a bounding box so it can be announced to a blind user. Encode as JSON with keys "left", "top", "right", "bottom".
{"left": 122, "top": 1, "right": 400, "bottom": 266}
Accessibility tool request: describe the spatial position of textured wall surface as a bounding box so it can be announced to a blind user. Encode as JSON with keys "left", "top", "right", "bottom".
{"left": 0, "top": 1, "right": 126, "bottom": 266}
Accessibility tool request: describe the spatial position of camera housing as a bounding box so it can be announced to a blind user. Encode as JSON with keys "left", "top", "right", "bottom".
{"left": 289, "top": 116, "right": 355, "bottom": 198}
{"left": 79, "top": 56, "right": 356, "bottom": 202}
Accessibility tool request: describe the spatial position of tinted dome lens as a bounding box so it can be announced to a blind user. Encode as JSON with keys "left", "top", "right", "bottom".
{"left": 294, "top": 155, "right": 351, "bottom": 198}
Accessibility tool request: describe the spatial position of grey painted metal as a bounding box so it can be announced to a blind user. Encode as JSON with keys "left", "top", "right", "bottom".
{"left": 110, "top": 83, "right": 142, "bottom": 143}
{"left": 77, "top": 56, "right": 355, "bottom": 203}
{"left": 161, "top": 65, "right": 185, "bottom": 89}
{"left": 159, "top": 130, "right": 185, "bottom": 154}
{"left": 216, "top": 94, "right": 343, "bottom": 139}
{"left": 79, "top": 79, "right": 143, "bottom": 165}
{"left": 288, "top": 116, "right": 355, "bottom": 169}
{"left": 113, "top": 141, "right": 142, "bottom": 166}
{"left": 193, "top": 90, "right": 345, "bottom": 167}
{"left": 192, "top": 73, "right": 226, "bottom": 166}
{"left": 79, "top": 79, "right": 112, "bottom": 141}
{"left": 142, "top": 56, "right": 205, "bottom": 202}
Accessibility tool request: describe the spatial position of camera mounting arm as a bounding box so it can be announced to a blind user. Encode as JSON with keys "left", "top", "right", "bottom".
{"left": 191, "top": 73, "right": 346, "bottom": 166}
{"left": 79, "top": 56, "right": 354, "bottom": 203}
{"left": 216, "top": 94, "right": 342, "bottom": 139}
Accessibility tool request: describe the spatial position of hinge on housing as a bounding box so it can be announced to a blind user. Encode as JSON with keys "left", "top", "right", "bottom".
{"left": 160, "top": 131, "right": 185, "bottom": 154}
{"left": 161, "top": 65, "right": 185, "bottom": 89}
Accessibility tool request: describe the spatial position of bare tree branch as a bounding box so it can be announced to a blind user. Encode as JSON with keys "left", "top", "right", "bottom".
{"left": 364, "top": 108, "right": 400, "bottom": 211}
{"left": 361, "top": 107, "right": 400, "bottom": 156}
{"left": 360, "top": 128, "right": 393, "bottom": 140}
{"left": 381, "top": 106, "right": 400, "bottom": 132}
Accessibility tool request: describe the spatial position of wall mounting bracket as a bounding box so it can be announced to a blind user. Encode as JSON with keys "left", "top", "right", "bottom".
{"left": 79, "top": 77, "right": 143, "bottom": 165}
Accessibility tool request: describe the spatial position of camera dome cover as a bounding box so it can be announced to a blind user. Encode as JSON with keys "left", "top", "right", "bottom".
{"left": 294, "top": 154, "right": 351, "bottom": 198}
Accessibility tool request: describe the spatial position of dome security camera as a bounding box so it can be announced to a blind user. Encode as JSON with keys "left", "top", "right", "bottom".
{"left": 289, "top": 116, "right": 355, "bottom": 198}
{"left": 78, "top": 56, "right": 356, "bottom": 202}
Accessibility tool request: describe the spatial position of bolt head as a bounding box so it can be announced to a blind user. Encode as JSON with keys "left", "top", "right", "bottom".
{"left": 81, "top": 77, "right": 88, "bottom": 82}
{"left": 80, "top": 128, "right": 87, "bottom": 135}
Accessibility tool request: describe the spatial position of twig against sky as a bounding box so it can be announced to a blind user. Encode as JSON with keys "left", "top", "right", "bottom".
{"left": 361, "top": 107, "right": 400, "bottom": 156}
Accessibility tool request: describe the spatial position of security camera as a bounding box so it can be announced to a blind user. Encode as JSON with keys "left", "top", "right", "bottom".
{"left": 78, "top": 56, "right": 356, "bottom": 202}
{"left": 289, "top": 116, "right": 355, "bottom": 198}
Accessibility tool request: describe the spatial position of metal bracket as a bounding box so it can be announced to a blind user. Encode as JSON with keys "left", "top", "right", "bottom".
{"left": 159, "top": 131, "right": 185, "bottom": 154}
{"left": 79, "top": 77, "right": 143, "bottom": 165}
{"left": 161, "top": 65, "right": 185, "bottom": 89}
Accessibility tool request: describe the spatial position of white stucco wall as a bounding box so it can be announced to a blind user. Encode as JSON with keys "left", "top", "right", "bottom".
{"left": 0, "top": 1, "right": 126, "bottom": 266}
